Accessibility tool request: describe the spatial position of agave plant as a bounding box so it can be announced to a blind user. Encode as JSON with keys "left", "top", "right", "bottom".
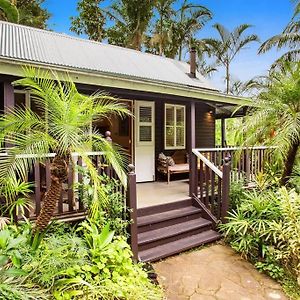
{"left": 0, "top": 67, "right": 129, "bottom": 231}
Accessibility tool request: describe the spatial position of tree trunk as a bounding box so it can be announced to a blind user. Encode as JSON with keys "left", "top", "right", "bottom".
{"left": 226, "top": 64, "right": 230, "bottom": 94}
{"left": 35, "top": 155, "right": 68, "bottom": 231}
{"left": 280, "top": 141, "right": 299, "bottom": 186}
{"left": 179, "top": 45, "right": 182, "bottom": 61}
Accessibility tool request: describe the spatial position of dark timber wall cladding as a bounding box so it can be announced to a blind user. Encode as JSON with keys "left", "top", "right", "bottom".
{"left": 195, "top": 103, "right": 216, "bottom": 148}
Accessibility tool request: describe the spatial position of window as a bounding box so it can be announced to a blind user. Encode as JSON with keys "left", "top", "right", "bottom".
{"left": 165, "top": 104, "right": 185, "bottom": 149}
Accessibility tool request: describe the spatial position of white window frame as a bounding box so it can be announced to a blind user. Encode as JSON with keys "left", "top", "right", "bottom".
{"left": 164, "top": 104, "right": 186, "bottom": 150}
{"left": 14, "top": 89, "right": 31, "bottom": 108}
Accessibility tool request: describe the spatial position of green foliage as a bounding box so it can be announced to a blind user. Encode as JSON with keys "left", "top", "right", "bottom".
{"left": 16, "top": 0, "right": 50, "bottom": 29}
{"left": 237, "top": 61, "right": 300, "bottom": 185}
{"left": 76, "top": 170, "right": 131, "bottom": 236}
{"left": 70, "top": 0, "right": 106, "bottom": 42}
{"left": 202, "top": 23, "right": 259, "bottom": 93}
{"left": 289, "top": 163, "right": 300, "bottom": 193}
{"left": 0, "top": 67, "right": 130, "bottom": 228}
{"left": 107, "top": 0, "right": 155, "bottom": 50}
{"left": 0, "top": 178, "right": 33, "bottom": 220}
{"left": 255, "top": 258, "right": 285, "bottom": 280}
{"left": 0, "top": 0, "right": 19, "bottom": 23}
{"left": 0, "top": 215, "right": 162, "bottom": 299}
{"left": 53, "top": 224, "right": 162, "bottom": 300}
{"left": 258, "top": 0, "right": 300, "bottom": 65}
{"left": 220, "top": 187, "right": 300, "bottom": 293}
{"left": 0, "top": 228, "right": 27, "bottom": 269}
{"left": 229, "top": 180, "right": 246, "bottom": 211}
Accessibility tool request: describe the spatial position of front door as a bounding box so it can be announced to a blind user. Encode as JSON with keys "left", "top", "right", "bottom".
{"left": 135, "top": 101, "right": 155, "bottom": 182}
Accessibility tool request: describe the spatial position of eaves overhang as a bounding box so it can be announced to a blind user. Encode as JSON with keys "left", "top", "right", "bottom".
{"left": 0, "top": 57, "right": 252, "bottom": 107}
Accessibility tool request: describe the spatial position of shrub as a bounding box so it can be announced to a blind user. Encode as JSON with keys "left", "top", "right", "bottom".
{"left": 76, "top": 171, "right": 131, "bottom": 236}
{"left": 0, "top": 220, "right": 163, "bottom": 300}
{"left": 220, "top": 187, "right": 300, "bottom": 289}
{"left": 229, "top": 180, "right": 246, "bottom": 210}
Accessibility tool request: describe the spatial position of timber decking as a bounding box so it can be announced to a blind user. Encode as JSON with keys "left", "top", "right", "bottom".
{"left": 137, "top": 199, "right": 221, "bottom": 262}
{"left": 139, "top": 230, "right": 221, "bottom": 262}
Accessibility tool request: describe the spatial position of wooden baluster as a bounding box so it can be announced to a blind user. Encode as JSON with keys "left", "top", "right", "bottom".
{"left": 205, "top": 165, "right": 210, "bottom": 208}
{"left": 68, "top": 161, "right": 74, "bottom": 212}
{"left": 199, "top": 160, "right": 204, "bottom": 202}
{"left": 58, "top": 157, "right": 63, "bottom": 214}
{"left": 245, "top": 148, "right": 250, "bottom": 183}
{"left": 211, "top": 152, "right": 215, "bottom": 212}
{"left": 105, "top": 131, "right": 112, "bottom": 178}
{"left": 78, "top": 156, "right": 84, "bottom": 211}
{"left": 126, "top": 164, "right": 138, "bottom": 261}
{"left": 221, "top": 157, "right": 231, "bottom": 223}
{"left": 24, "top": 169, "right": 30, "bottom": 218}
{"left": 217, "top": 176, "right": 222, "bottom": 219}
{"left": 46, "top": 159, "right": 51, "bottom": 191}
{"left": 211, "top": 168, "right": 215, "bottom": 214}
{"left": 34, "top": 162, "right": 41, "bottom": 216}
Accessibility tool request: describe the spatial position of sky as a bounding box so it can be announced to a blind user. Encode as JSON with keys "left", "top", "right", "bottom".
{"left": 43, "top": 0, "right": 294, "bottom": 90}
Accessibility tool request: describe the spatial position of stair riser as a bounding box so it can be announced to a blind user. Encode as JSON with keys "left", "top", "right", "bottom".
{"left": 138, "top": 223, "right": 212, "bottom": 251}
{"left": 137, "top": 199, "right": 193, "bottom": 217}
{"left": 138, "top": 213, "right": 202, "bottom": 233}
{"left": 141, "top": 234, "right": 221, "bottom": 263}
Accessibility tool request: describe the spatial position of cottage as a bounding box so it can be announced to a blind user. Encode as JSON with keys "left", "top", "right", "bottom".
{"left": 0, "top": 21, "right": 264, "bottom": 261}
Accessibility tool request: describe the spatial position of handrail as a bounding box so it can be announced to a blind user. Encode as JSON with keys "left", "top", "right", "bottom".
{"left": 0, "top": 151, "right": 105, "bottom": 159}
{"left": 192, "top": 149, "right": 223, "bottom": 178}
{"left": 194, "top": 146, "right": 276, "bottom": 152}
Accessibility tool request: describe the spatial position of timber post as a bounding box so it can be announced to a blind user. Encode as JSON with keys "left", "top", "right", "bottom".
{"left": 189, "top": 101, "right": 197, "bottom": 197}
{"left": 221, "top": 156, "right": 231, "bottom": 223}
{"left": 105, "top": 131, "right": 112, "bottom": 177}
{"left": 126, "top": 164, "right": 138, "bottom": 261}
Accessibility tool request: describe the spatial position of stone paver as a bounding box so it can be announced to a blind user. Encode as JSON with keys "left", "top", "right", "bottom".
{"left": 153, "top": 244, "right": 288, "bottom": 300}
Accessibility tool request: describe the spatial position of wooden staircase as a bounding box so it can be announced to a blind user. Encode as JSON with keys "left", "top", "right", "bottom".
{"left": 137, "top": 199, "right": 221, "bottom": 262}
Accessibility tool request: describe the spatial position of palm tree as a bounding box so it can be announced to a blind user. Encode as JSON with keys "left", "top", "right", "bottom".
{"left": 150, "top": 0, "right": 175, "bottom": 56}
{"left": 0, "top": 0, "right": 19, "bottom": 23}
{"left": 175, "top": 1, "right": 212, "bottom": 61}
{"left": 237, "top": 61, "right": 300, "bottom": 185}
{"left": 0, "top": 67, "right": 129, "bottom": 231}
{"left": 258, "top": 1, "right": 300, "bottom": 63}
{"left": 106, "top": 0, "right": 155, "bottom": 50}
{"left": 203, "top": 24, "right": 259, "bottom": 93}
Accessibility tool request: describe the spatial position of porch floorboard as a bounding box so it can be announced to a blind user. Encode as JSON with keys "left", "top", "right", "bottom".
{"left": 137, "top": 179, "right": 190, "bottom": 208}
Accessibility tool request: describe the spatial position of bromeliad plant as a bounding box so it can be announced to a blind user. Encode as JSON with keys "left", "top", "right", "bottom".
{"left": 0, "top": 67, "right": 129, "bottom": 231}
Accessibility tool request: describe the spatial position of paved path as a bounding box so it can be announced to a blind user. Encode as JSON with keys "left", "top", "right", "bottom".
{"left": 154, "top": 244, "right": 288, "bottom": 300}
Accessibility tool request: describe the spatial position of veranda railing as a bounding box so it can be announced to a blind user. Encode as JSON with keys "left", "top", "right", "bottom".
{"left": 190, "top": 146, "right": 273, "bottom": 224}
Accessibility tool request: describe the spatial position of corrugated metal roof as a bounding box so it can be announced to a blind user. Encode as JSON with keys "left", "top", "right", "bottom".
{"left": 0, "top": 21, "right": 217, "bottom": 91}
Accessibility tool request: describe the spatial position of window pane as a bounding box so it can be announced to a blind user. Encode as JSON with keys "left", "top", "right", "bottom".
{"left": 139, "top": 106, "right": 152, "bottom": 123}
{"left": 176, "top": 107, "right": 184, "bottom": 126}
{"left": 15, "top": 93, "right": 26, "bottom": 109}
{"left": 165, "top": 107, "right": 174, "bottom": 126}
{"left": 139, "top": 126, "right": 152, "bottom": 142}
{"left": 176, "top": 127, "right": 185, "bottom": 147}
{"left": 165, "top": 126, "right": 175, "bottom": 147}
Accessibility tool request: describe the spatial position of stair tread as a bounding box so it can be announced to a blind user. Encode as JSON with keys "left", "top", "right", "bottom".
{"left": 139, "top": 230, "right": 221, "bottom": 262}
{"left": 137, "top": 206, "right": 202, "bottom": 227}
{"left": 138, "top": 217, "right": 212, "bottom": 245}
